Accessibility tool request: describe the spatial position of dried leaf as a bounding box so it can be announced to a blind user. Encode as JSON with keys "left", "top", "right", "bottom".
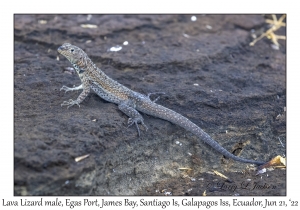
{"left": 249, "top": 14, "right": 285, "bottom": 48}
{"left": 213, "top": 170, "right": 232, "bottom": 182}
{"left": 38, "top": 20, "right": 47, "bottom": 24}
{"left": 75, "top": 154, "right": 90, "bottom": 162}
{"left": 259, "top": 155, "right": 286, "bottom": 169}
{"left": 80, "top": 24, "right": 97, "bottom": 29}
{"left": 179, "top": 167, "right": 192, "bottom": 171}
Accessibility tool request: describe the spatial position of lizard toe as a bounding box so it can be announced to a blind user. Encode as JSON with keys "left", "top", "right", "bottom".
{"left": 61, "top": 99, "right": 80, "bottom": 108}
{"left": 126, "top": 117, "right": 147, "bottom": 136}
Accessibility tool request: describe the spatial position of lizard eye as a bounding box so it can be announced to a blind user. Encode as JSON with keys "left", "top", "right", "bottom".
{"left": 70, "top": 49, "right": 74, "bottom": 53}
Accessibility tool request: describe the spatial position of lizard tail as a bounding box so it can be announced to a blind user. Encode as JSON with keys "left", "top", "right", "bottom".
{"left": 138, "top": 101, "right": 266, "bottom": 165}
{"left": 193, "top": 128, "right": 266, "bottom": 165}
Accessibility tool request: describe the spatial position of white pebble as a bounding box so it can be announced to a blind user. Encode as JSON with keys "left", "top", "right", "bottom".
{"left": 109, "top": 45, "right": 122, "bottom": 52}
{"left": 87, "top": 14, "right": 92, "bottom": 21}
{"left": 191, "top": 16, "right": 197, "bottom": 21}
{"left": 206, "top": 25, "right": 212, "bottom": 29}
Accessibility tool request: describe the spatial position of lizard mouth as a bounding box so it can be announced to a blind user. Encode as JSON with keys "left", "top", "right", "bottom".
{"left": 57, "top": 45, "right": 67, "bottom": 55}
{"left": 57, "top": 46, "right": 63, "bottom": 53}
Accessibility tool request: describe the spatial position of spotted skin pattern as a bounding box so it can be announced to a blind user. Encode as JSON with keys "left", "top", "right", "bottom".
{"left": 58, "top": 43, "right": 265, "bottom": 165}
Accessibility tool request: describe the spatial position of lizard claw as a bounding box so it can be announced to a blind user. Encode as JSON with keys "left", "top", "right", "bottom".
{"left": 127, "top": 117, "right": 148, "bottom": 136}
{"left": 60, "top": 85, "right": 72, "bottom": 93}
{"left": 61, "top": 99, "right": 80, "bottom": 109}
{"left": 147, "top": 92, "right": 165, "bottom": 103}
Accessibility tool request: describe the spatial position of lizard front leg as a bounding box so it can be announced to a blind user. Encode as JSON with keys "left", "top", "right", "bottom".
{"left": 61, "top": 80, "right": 91, "bottom": 108}
{"left": 118, "top": 103, "right": 148, "bottom": 136}
{"left": 60, "top": 84, "right": 83, "bottom": 92}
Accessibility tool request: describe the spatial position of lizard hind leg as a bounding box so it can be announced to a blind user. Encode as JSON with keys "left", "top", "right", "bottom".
{"left": 118, "top": 103, "right": 148, "bottom": 136}
{"left": 61, "top": 99, "right": 81, "bottom": 108}
{"left": 147, "top": 92, "right": 165, "bottom": 103}
{"left": 127, "top": 117, "right": 148, "bottom": 136}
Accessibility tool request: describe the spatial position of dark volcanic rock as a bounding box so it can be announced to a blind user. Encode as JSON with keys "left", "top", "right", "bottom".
{"left": 14, "top": 14, "right": 286, "bottom": 196}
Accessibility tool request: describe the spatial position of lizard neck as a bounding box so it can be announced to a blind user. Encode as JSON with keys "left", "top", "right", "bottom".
{"left": 72, "top": 56, "right": 101, "bottom": 75}
{"left": 72, "top": 63, "right": 85, "bottom": 74}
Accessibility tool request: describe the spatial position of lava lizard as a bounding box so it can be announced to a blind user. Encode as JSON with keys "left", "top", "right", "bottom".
{"left": 57, "top": 43, "right": 265, "bottom": 165}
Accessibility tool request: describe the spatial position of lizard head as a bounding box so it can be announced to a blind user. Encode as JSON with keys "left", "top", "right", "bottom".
{"left": 57, "top": 43, "right": 88, "bottom": 69}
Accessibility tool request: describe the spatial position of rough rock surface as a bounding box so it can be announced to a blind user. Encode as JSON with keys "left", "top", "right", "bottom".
{"left": 14, "top": 14, "right": 286, "bottom": 196}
